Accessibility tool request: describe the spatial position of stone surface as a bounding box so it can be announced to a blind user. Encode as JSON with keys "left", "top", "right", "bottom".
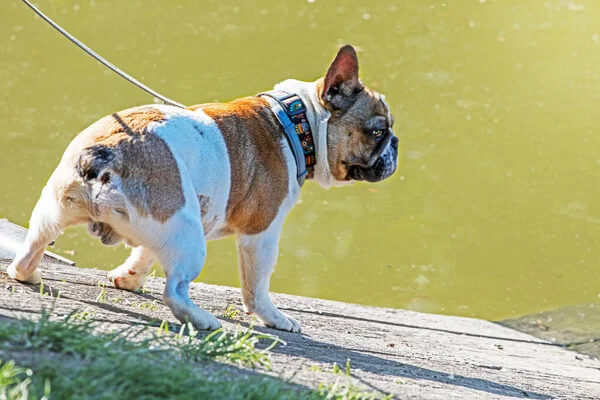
{"left": 1, "top": 258, "right": 599, "bottom": 399}
{"left": 501, "top": 302, "right": 600, "bottom": 359}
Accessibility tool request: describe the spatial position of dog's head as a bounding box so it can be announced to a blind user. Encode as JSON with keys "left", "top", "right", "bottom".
{"left": 317, "top": 45, "right": 398, "bottom": 183}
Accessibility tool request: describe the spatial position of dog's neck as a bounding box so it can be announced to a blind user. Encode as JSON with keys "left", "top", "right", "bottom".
{"left": 272, "top": 79, "right": 335, "bottom": 188}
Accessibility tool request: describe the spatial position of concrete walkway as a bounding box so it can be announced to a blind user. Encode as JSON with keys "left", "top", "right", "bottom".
{"left": 1, "top": 258, "right": 599, "bottom": 399}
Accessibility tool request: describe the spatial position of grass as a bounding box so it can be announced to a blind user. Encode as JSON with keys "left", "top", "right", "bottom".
{"left": 0, "top": 359, "right": 34, "bottom": 400}
{"left": 317, "top": 379, "right": 393, "bottom": 400}
{"left": 0, "top": 309, "right": 278, "bottom": 368}
{"left": 140, "top": 269, "right": 157, "bottom": 294}
{"left": 174, "top": 323, "right": 282, "bottom": 368}
{"left": 94, "top": 282, "right": 107, "bottom": 303}
{"left": 0, "top": 310, "right": 295, "bottom": 399}
{"left": 38, "top": 278, "right": 58, "bottom": 298}
{"left": 71, "top": 307, "right": 95, "bottom": 321}
{"left": 0, "top": 310, "right": 391, "bottom": 399}
{"left": 222, "top": 303, "right": 241, "bottom": 319}
{"left": 131, "top": 300, "right": 158, "bottom": 310}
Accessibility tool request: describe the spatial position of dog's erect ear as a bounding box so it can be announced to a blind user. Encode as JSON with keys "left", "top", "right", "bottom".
{"left": 320, "top": 45, "right": 363, "bottom": 112}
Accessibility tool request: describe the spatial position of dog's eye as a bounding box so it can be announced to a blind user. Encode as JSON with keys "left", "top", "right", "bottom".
{"left": 372, "top": 129, "right": 385, "bottom": 139}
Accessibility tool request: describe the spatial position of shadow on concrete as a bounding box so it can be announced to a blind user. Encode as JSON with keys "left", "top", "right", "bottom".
{"left": 249, "top": 324, "right": 551, "bottom": 399}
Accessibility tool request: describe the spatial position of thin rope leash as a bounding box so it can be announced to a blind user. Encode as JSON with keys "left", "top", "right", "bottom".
{"left": 21, "top": 0, "right": 186, "bottom": 108}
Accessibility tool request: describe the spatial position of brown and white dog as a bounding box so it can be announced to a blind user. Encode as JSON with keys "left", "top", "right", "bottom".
{"left": 8, "top": 45, "right": 398, "bottom": 332}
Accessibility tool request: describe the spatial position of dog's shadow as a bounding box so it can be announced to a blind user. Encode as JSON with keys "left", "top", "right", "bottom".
{"left": 244, "top": 316, "right": 551, "bottom": 399}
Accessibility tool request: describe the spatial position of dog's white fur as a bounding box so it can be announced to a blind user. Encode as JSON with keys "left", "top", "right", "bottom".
{"left": 8, "top": 79, "right": 336, "bottom": 332}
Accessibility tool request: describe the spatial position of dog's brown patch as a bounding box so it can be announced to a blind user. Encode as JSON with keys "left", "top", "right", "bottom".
{"left": 192, "top": 97, "right": 288, "bottom": 234}
{"left": 74, "top": 107, "right": 185, "bottom": 223}
{"left": 91, "top": 108, "right": 166, "bottom": 147}
{"left": 128, "top": 270, "right": 137, "bottom": 275}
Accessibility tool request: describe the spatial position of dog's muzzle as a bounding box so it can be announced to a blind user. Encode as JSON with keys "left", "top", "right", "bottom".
{"left": 348, "top": 136, "right": 398, "bottom": 182}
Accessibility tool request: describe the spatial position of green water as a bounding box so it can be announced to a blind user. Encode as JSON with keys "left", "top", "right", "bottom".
{"left": 2, "top": 0, "right": 600, "bottom": 320}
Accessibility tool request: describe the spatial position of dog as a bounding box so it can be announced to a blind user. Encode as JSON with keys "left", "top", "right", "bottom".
{"left": 8, "top": 45, "right": 398, "bottom": 332}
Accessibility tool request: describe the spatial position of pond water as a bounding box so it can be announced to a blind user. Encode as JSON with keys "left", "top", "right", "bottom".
{"left": 2, "top": 0, "right": 600, "bottom": 321}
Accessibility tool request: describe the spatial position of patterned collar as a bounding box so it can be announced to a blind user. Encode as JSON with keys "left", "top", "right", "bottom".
{"left": 258, "top": 90, "right": 316, "bottom": 186}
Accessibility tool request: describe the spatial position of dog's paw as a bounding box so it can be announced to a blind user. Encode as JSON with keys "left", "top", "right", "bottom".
{"left": 7, "top": 263, "right": 41, "bottom": 285}
{"left": 245, "top": 300, "right": 302, "bottom": 333}
{"left": 107, "top": 266, "right": 145, "bottom": 291}
{"left": 187, "top": 309, "right": 221, "bottom": 331}
{"left": 263, "top": 312, "right": 302, "bottom": 333}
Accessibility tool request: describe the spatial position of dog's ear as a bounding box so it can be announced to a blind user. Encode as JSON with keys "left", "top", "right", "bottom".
{"left": 320, "top": 45, "right": 363, "bottom": 112}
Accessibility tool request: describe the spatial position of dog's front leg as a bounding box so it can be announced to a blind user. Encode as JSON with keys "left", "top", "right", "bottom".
{"left": 237, "top": 227, "right": 301, "bottom": 333}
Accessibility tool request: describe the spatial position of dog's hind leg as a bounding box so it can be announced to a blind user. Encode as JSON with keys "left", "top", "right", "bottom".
{"left": 107, "top": 246, "right": 155, "bottom": 291}
{"left": 155, "top": 214, "right": 220, "bottom": 331}
{"left": 7, "top": 186, "right": 65, "bottom": 284}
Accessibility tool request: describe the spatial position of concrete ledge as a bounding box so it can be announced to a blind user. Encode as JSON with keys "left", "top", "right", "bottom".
{"left": 1, "top": 257, "right": 599, "bottom": 399}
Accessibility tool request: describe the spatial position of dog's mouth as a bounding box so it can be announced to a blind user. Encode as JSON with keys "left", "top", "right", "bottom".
{"left": 347, "top": 136, "right": 398, "bottom": 182}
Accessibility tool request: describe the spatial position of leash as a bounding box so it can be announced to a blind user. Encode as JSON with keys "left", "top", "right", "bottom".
{"left": 21, "top": 0, "right": 186, "bottom": 108}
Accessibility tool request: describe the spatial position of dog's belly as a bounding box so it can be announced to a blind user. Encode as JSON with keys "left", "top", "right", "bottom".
{"left": 150, "top": 105, "right": 232, "bottom": 238}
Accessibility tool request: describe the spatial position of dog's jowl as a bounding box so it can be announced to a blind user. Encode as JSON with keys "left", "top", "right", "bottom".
{"left": 8, "top": 45, "right": 398, "bottom": 333}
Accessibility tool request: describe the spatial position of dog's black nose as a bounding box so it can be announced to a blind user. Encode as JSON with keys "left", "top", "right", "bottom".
{"left": 391, "top": 136, "right": 399, "bottom": 150}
